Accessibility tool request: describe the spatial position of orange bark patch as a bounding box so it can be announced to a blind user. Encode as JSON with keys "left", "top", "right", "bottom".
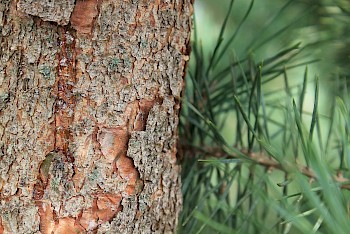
{"left": 36, "top": 202, "right": 55, "bottom": 234}
{"left": 149, "top": 3, "right": 156, "bottom": 27}
{"left": 98, "top": 127, "right": 129, "bottom": 163}
{"left": 125, "top": 101, "right": 139, "bottom": 132}
{"left": 77, "top": 207, "right": 98, "bottom": 231}
{"left": 96, "top": 125, "right": 141, "bottom": 196}
{"left": 54, "top": 217, "right": 85, "bottom": 234}
{"left": 70, "top": 0, "right": 99, "bottom": 34}
{"left": 96, "top": 193, "right": 122, "bottom": 222}
{"left": 36, "top": 193, "right": 122, "bottom": 233}
{"left": 134, "top": 99, "right": 156, "bottom": 131}
{"left": 116, "top": 155, "right": 138, "bottom": 196}
{"left": 72, "top": 170, "right": 85, "bottom": 192}
{"left": 78, "top": 193, "right": 122, "bottom": 230}
{"left": 0, "top": 217, "right": 4, "bottom": 234}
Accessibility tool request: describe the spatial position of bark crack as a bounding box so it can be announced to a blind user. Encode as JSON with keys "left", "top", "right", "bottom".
{"left": 54, "top": 27, "right": 77, "bottom": 162}
{"left": 32, "top": 26, "right": 80, "bottom": 233}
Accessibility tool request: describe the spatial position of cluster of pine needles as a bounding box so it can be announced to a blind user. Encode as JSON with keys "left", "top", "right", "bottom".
{"left": 179, "top": 0, "right": 350, "bottom": 233}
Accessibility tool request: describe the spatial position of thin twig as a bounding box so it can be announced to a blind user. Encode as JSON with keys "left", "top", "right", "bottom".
{"left": 182, "top": 145, "right": 350, "bottom": 190}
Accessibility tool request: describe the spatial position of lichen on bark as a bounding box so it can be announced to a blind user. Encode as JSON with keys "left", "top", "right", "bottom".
{"left": 0, "top": 0, "right": 192, "bottom": 233}
{"left": 17, "top": 0, "right": 75, "bottom": 25}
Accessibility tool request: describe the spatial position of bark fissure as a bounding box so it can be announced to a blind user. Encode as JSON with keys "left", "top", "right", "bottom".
{"left": 54, "top": 28, "right": 77, "bottom": 160}
{"left": 32, "top": 26, "right": 81, "bottom": 232}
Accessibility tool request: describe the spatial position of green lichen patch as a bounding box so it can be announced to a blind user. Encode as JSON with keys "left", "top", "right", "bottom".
{"left": 108, "top": 57, "right": 120, "bottom": 72}
{"left": 88, "top": 167, "right": 99, "bottom": 181}
{"left": 39, "top": 152, "right": 55, "bottom": 183}
{"left": 38, "top": 65, "right": 51, "bottom": 79}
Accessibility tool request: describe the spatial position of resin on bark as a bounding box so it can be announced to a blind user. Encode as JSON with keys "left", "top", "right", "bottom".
{"left": 0, "top": 0, "right": 192, "bottom": 233}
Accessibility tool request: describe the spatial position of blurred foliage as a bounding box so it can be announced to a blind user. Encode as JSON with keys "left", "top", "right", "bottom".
{"left": 178, "top": 0, "right": 350, "bottom": 233}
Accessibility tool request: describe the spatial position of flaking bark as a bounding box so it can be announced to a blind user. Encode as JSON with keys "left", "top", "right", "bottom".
{"left": 0, "top": 0, "right": 192, "bottom": 233}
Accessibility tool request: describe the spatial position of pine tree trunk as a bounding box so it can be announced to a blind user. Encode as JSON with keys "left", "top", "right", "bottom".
{"left": 0, "top": 0, "right": 192, "bottom": 233}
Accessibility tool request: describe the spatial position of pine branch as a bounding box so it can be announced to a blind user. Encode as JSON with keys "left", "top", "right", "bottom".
{"left": 183, "top": 145, "right": 350, "bottom": 190}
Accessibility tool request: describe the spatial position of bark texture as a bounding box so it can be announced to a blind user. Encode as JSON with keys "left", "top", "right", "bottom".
{"left": 0, "top": 0, "right": 192, "bottom": 233}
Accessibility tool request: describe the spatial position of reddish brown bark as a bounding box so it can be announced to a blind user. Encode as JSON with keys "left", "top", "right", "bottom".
{"left": 0, "top": 0, "right": 192, "bottom": 233}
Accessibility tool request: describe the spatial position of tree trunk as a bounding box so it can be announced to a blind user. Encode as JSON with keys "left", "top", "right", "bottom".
{"left": 0, "top": 0, "right": 192, "bottom": 233}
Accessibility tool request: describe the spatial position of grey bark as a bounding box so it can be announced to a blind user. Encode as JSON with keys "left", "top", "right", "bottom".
{"left": 0, "top": 0, "right": 192, "bottom": 233}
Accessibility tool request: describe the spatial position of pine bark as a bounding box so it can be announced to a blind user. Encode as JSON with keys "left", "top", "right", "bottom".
{"left": 0, "top": 0, "right": 192, "bottom": 233}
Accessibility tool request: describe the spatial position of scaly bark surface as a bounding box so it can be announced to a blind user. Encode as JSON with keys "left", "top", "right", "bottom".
{"left": 0, "top": 0, "right": 192, "bottom": 233}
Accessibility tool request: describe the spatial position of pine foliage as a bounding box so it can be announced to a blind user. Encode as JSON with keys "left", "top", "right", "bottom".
{"left": 179, "top": 1, "right": 350, "bottom": 233}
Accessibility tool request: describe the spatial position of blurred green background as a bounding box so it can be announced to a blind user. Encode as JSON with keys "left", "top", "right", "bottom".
{"left": 194, "top": 0, "right": 349, "bottom": 78}
{"left": 179, "top": 0, "right": 350, "bottom": 233}
{"left": 193, "top": 0, "right": 350, "bottom": 100}
{"left": 188, "top": 0, "right": 350, "bottom": 149}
